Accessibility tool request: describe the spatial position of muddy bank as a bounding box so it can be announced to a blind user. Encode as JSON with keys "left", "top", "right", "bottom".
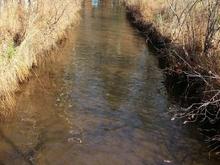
{"left": 125, "top": 6, "right": 203, "bottom": 105}
{"left": 0, "top": 0, "right": 81, "bottom": 112}
{"left": 125, "top": 4, "right": 220, "bottom": 155}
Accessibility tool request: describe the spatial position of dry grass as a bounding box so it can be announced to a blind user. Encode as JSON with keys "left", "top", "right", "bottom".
{"left": 125, "top": 0, "right": 165, "bottom": 20}
{"left": 125, "top": 0, "right": 220, "bottom": 155}
{"left": 0, "top": 0, "right": 81, "bottom": 114}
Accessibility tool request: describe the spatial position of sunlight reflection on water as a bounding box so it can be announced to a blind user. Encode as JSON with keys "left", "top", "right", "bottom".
{"left": 92, "top": 0, "right": 99, "bottom": 7}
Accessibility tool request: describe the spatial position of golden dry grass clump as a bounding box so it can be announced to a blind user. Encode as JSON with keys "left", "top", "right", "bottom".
{"left": 125, "top": 0, "right": 165, "bottom": 20}
{"left": 0, "top": 0, "right": 81, "bottom": 112}
{"left": 125, "top": 0, "right": 220, "bottom": 71}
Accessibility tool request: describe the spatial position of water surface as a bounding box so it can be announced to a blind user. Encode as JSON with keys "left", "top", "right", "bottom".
{"left": 0, "top": 0, "right": 219, "bottom": 165}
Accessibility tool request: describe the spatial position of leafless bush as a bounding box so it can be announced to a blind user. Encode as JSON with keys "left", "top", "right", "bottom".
{"left": 125, "top": 0, "right": 220, "bottom": 154}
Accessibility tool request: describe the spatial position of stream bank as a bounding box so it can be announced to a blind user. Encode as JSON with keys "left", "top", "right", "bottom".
{"left": 0, "top": 0, "right": 81, "bottom": 112}
{"left": 124, "top": 0, "right": 220, "bottom": 156}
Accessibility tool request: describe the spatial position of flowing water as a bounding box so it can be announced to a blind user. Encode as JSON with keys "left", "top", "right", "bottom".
{"left": 0, "top": 0, "right": 219, "bottom": 165}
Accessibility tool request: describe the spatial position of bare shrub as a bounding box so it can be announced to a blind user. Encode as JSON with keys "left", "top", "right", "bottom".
{"left": 125, "top": 0, "right": 220, "bottom": 155}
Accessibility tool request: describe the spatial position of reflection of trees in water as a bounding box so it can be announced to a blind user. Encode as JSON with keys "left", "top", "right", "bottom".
{"left": 83, "top": 0, "right": 145, "bottom": 110}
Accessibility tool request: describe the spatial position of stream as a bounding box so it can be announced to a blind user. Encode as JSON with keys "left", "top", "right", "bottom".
{"left": 0, "top": 0, "right": 219, "bottom": 165}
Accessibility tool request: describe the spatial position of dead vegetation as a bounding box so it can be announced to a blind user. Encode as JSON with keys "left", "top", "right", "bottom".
{"left": 0, "top": 0, "right": 81, "bottom": 114}
{"left": 124, "top": 0, "right": 220, "bottom": 156}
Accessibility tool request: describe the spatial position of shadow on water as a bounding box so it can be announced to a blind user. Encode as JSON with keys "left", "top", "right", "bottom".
{"left": 0, "top": 0, "right": 219, "bottom": 164}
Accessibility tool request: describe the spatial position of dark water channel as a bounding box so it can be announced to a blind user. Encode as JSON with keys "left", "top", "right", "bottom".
{"left": 0, "top": 0, "right": 219, "bottom": 164}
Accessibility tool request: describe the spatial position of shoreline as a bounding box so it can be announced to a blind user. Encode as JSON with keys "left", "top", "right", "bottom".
{"left": 124, "top": 2, "right": 220, "bottom": 156}
{"left": 0, "top": 0, "right": 81, "bottom": 113}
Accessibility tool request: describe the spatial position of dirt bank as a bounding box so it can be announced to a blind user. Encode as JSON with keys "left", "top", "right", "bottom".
{"left": 124, "top": 0, "right": 220, "bottom": 156}
{"left": 0, "top": 0, "right": 81, "bottom": 113}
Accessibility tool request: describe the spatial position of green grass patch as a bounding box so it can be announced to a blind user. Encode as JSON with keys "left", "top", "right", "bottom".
{"left": 6, "top": 41, "right": 16, "bottom": 59}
